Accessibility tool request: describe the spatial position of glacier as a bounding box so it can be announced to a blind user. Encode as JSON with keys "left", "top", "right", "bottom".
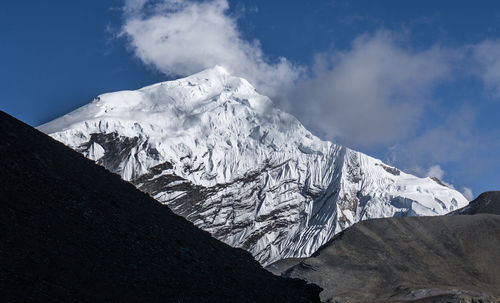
{"left": 39, "top": 66, "right": 468, "bottom": 266}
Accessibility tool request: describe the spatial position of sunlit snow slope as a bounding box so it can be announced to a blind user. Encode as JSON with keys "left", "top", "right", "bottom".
{"left": 39, "top": 66, "right": 468, "bottom": 265}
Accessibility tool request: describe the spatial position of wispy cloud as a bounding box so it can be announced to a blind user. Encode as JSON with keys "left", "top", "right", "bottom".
{"left": 461, "top": 187, "right": 474, "bottom": 201}
{"left": 390, "top": 105, "right": 500, "bottom": 192}
{"left": 123, "top": 0, "right": 149, "bottom": 15}
{"left": 280, "top": 31, "right": 456, "bottom": 146}
{"left": 425, "top": 165, "right": 445, "bottom": 180}
{"left": 121, "top": 0, "right": 302, "bottom": 96}
{"left": 471, "top": 39, "right": 500, "bottom": 99}
{"left": 403, "top": 106, "right": 477, "bottom": 165}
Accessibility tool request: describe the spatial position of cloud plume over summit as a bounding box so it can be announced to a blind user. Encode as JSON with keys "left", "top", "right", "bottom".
{"left": 121, "top": 0, "right": 301, "bottom": 96}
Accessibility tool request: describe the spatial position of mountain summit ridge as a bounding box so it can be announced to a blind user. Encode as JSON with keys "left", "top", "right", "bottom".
{"left": 39, "top": 66, "right": 468, "bottom": 265}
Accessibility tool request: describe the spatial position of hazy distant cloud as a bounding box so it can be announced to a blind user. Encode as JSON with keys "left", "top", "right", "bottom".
{"left": 471, "top": 39, "right": 500, "bottom": 99}
{"left": 461, "top": 187, "right": 474, "bottom": 201}
{"left": 121, "top": 0, "right": 302, "bottom": 96}
{"left": 389, "top": 104, "right": 500, "bottom": 195}
{"left": 392, "top": 106, "right": 482, "bottom": 185}
{"left": 281, "top": 32, "right": 455, "bottom": 146}
{"left": 404, "top": 106, "right": 476, "bottom": 165}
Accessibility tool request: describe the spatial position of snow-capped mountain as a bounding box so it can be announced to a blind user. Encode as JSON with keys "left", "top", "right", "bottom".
{"left": 39, "top": 66, "right": 468, "bottom": 266}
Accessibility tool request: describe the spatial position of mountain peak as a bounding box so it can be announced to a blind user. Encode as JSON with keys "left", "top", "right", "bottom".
{"left": 38, "top": 65, "right": 262, "bottom": 134}
{"left": 168, "top": 65, "right": 232, "bottom": 85}
{"left": 39, "top": 69, "right": 469, "bottom": 265}
{"left": 210, "top": 64, "right": 230, "bottom": 75}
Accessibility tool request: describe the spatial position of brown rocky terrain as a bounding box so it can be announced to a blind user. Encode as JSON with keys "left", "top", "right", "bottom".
{"left": 269, "top": 194, "right": 500, "bottom": 302}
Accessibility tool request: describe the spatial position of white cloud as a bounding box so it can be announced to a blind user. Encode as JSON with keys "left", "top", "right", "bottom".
{"left": 280, "top": 31, "right": 456, "bottom": 146}
{"left": 461, "top": 187, "right": 474, "bottom": 201}
{"left": 425, "top": 165, "right": 445, "bottom": 180}
{"left": 121, "top": 0, "right": 302, "bottom": 96}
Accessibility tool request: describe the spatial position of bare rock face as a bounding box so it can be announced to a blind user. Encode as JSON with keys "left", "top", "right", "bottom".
{"left": 0, "top": 111, "right": 321, "bottom": 303}
{"left": 272, "top": 214, "right": 500, "bottom": 303}
{"left": 39, "top": 66, "right": 468, "bottom": 265}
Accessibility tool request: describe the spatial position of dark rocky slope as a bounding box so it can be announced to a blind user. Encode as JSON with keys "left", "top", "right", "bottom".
{"left": 0, "top": 111, "right": 321, "bottom": 303}
{"left": 270, "top": 203, "right": 500, "bottom": 302}
{"left": 451, "top": 191, "right": 500, "bottom": 215}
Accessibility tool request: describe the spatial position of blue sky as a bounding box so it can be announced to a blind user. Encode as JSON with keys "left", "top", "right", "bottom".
{"left": 1, "top": 0, "right": 499, "bottom": 198}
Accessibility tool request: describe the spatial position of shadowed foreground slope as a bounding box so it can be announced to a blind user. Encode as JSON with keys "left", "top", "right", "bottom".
{"left": 271, "top": 203, "right": 500, "bottom": 302}
{"left": 0, "top": 111, "right": 321, "bottom": 303}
